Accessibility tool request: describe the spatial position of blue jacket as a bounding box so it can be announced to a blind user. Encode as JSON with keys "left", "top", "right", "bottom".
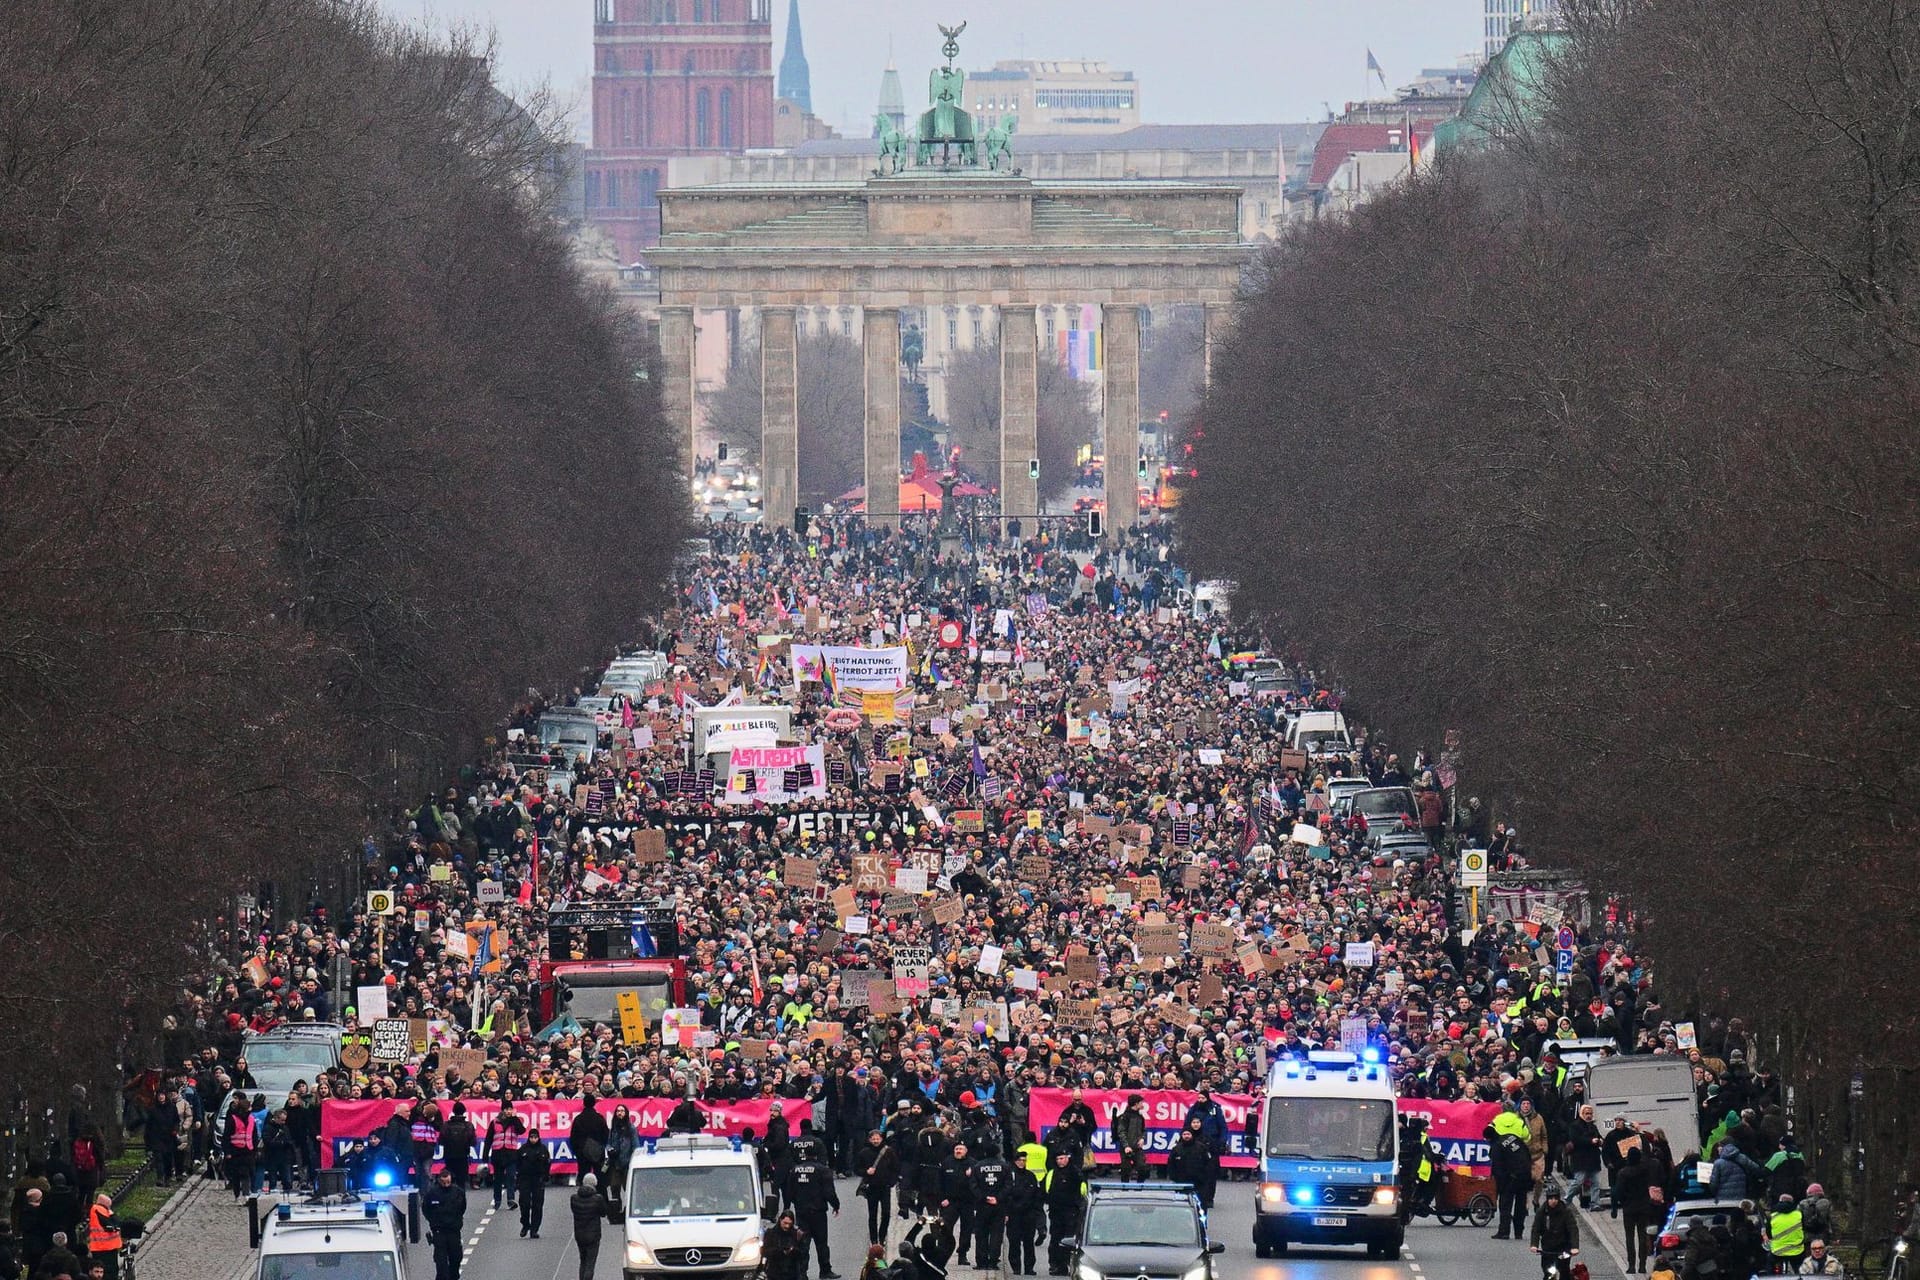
{"left": 1185, "top": 1099, "right": 1229, "bottom": 1153}
{"left": 1709, "top": 1142, "right": 1764, "bottom": 1200}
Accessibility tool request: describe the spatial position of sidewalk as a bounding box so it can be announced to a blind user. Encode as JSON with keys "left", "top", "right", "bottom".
{"left": 134, "top": 1175, "right": 257, "bottom": 1280}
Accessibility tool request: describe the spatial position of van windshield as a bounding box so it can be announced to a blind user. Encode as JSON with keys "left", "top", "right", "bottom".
{"left": 260, "top": 1253, "right": 399, "bottom": 1280}
{"left": 629, "top": 1164, "right": 758, "bottom": 1218}
{"left": 1264, "top": 1097, "right": 1394, "bottom": 1162}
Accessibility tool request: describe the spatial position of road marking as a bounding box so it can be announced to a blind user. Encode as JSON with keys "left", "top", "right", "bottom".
{"left": 464, "top": 1203, "right": 496, "bottom": 1261}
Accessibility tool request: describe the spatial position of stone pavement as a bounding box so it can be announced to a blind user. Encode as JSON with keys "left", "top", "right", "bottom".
{"left": 134, "top": 1174, "right": 256, "bottom": 1280}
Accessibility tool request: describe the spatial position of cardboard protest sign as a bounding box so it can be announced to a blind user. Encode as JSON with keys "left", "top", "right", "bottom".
{"left": 370, "top": 1019, "right": 411, "bottom": 1064}
{"left": 1065, "top": 949, "right": 1101, "bottom": 984}
{"left": 1018, "top": 855, "right": 1053, "bottom": 883}
{"left": 1193, "top": 922, "right": 1237, "bottom": 959}
{"left": 633, "top": 829, "right": 669, "bottom": 863}
{"left": 840, "top": 969, "right": 877, "bottom": 1007}
{"left": 783, "top": 856, "right": 820, "bottom": 890}
{"left": 1136, "top": 922, "right": 1181, "bottom": 957}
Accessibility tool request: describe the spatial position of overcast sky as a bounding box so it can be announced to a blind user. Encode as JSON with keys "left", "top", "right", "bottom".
{"left": 388, "top": 1, "right": 1481, "bottom": 138}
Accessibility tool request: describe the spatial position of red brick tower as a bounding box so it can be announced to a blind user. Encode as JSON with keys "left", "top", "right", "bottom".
{"left": 586, "top": 0, "right": 775, "bottom": 262}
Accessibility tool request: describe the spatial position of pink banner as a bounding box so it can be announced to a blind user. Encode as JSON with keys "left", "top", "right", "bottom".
{"left": 321, "top": 1096, "right": 811, "bottom": 1175}
{"left": 1028, "top": 1088, "right": 1260, "bottom": 1170}
{"left": 1395, "top": 1098, "right": 1500, "bottom": 1178}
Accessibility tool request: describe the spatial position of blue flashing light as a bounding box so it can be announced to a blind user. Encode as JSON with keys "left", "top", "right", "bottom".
{"left": 1362, "top": 1047, "right": 1381, "bottom": 1064}
{"left": 276, "top": 1203, "right": 293, "bottom": 1220}
{"left": 371, "top": 1169, "right": 395, "bottom": 1189}
{"left": 1290, "top": 1186, "right": 1314, "bottom": 1205}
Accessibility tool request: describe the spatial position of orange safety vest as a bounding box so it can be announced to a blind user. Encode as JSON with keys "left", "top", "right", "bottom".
{"left": 411, "top": 1122, "right": 439, "bottom": 1145}
{"left": 231, "top": 1114, "right": 257, "bottom": 1151}
{"left": 89, "top": 1204, "right": 122, "bottom": 1253}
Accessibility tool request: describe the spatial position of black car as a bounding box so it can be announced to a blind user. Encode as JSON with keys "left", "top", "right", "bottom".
{"left": 1069, "top": 1182, "right": 1224, "bottom": 1280}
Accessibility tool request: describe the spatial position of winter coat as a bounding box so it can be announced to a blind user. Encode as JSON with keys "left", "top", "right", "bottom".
{"left": 569, "top": 1187, "right": 605, "bottom": 1246}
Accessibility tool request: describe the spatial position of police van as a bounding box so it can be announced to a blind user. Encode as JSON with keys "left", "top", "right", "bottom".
{"left": 623, "top": 1134, "right": 765, "bottom": 1280}
{"left": 252, "top": 1180, "right": 413, "bottom": 1280}
{"left": 1252, "top": 1050, "right": 1403, "bottom": 1260}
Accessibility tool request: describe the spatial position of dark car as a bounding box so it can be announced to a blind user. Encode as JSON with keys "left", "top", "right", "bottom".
{"left": 1070, "top": 1182, "right": 1225, "bottom": 1280}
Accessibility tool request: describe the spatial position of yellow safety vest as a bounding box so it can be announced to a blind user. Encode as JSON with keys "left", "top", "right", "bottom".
{"left": 1017, "top": 1142, "right": 1048, "bottom": 1173}
{"left": 1768, "top": 1209, "right": 1805, "bottom": 1256}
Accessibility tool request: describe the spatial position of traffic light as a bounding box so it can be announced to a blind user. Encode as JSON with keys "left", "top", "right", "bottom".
{"left": 1137, "top": 453, "right": 1149, "bottom": 480}
{"left": 793, "top": 505, "right": 811, "bottom": 536}
{"left": 1088, "top": 509, "right": 1104, "bottom": 539}
{"left": 1027, "top": 458, "right": 1040, "bottom": 481}
{"left": 716, "top": 441, "right": 729, "bottom": 462}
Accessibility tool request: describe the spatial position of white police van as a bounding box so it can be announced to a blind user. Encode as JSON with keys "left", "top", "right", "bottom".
{"left": 1252, "top": 1050, "right": 1403, "bottom": 1260}
{"left": 253, "top": 1185, "right": 412, "bottom": 1280}
{"left": 623, "top": 1134, "right": 765, "bottom": 1280}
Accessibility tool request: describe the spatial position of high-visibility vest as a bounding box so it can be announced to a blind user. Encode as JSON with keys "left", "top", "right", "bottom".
{"left": 491, "top": 1123, "right": 524, "bottom": 1152}
{"left": 1768, "top": 1209, "right": 1805, "bottom": 1256}
{"left": 1017, "top": 1142, "right": 1048, "bottom": 1174}
{"left": 88, "top": 1205, "right": 122, "bottom": 1253}
{"left": 230, "top": 1115, "right": 257, "bottom": 1151}
{"left": 412, "top": 1122, "right": 439, "bottom": 1145}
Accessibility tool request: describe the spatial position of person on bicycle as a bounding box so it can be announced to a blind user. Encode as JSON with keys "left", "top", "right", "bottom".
{"left": 1529, "top": 1181, "right": 1580, "bottom": 1278}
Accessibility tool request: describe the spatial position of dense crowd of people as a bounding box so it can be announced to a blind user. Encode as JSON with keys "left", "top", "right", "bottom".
{"left": 0, "top": 515, "right": 1853, "bottom": 1280}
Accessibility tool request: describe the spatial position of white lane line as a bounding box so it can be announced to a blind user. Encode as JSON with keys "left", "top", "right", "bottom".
{"left": 465, "top": 1203, "right": 497, "bottom": 1260}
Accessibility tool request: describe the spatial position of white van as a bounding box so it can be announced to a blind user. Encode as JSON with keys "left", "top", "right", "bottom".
{"left": 1581, "top": 1056, "right": 1702, "bottom": 1164}
{"left": 255, "top": 1191, "right": 411, "bottom": 1279}
{"left": 1286, "top": 711, "right": 1352, "bottom": 758}
{"left": 624, "top": 1135, "right": 765, "bottom": 1280}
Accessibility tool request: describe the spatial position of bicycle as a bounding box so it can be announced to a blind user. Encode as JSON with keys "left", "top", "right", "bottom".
{"left": 1858, "top": 1233, "right": 1914, "bottom": 1280}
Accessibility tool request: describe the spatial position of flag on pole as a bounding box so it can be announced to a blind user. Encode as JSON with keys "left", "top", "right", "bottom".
{"left": 1366, "top": 48, "right": 1388, "bottom": 90}
{"left": 1408, "top": 118, "right": 1423, "bottom": 173}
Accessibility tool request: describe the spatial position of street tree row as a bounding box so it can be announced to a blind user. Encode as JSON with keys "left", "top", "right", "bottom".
{"left": 1178, "top": 0, "right": 1920, "bottom": 1214}
{"left": 0, "top": 1, "right": 686, "bottom": 1112}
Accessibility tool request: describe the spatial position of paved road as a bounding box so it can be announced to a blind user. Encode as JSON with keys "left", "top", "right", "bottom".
{"left": 453, "top": 1177, "right": 1631, "bottom": 1280}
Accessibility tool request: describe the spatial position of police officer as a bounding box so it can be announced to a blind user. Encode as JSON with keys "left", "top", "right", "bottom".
{"left": 968, "top": 1141, "right": 1012, "bottom": 1272}
{"left": 423, "top": 1167, "right": 469, "bottom": 1280}
{"left": 937, "top": 1140, "right": 977, "bottom": 1266}
{"left": 1004, "top": 1159, "right": 1043, "bottom": 1277}
{"left": 1041, "top": 1151, "right": 1085, "bottom": 1276}
{"left": 784, "top": 1149, "right": 842, "bottom": 1278}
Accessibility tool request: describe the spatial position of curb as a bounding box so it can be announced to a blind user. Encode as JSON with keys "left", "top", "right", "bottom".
{"left": 1576, "top": 1202, "right": 1634, "bottom": 1276}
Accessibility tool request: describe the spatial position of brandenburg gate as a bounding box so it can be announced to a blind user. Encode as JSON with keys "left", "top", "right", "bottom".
{"left": 649, "top": 25, "right": 1245, "bottom": 533}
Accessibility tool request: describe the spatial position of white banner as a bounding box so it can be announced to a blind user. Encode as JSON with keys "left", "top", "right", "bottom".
{"left": 722, "top": 744, "right": 827, "bottom": 804}
{"left": 704, "top": 714, "right": 784, "bottom": 754}
{"left": 791, "top": 644, "right": 909, "bottom": 691}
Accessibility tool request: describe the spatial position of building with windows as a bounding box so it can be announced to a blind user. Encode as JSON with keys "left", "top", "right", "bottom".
{"left": 965, "top": 59, "right": 1141, "bottom": 135}
{"left": 1484, "top": 0, "right": 1559, "bottom": 63}
{"left": 584, "top": 0, "right": 776, "bottom": 262}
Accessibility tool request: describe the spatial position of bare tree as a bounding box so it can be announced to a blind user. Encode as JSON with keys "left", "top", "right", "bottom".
{"left": 1177, "top": 0, "right": 1920, "bottom": 1214}
{"left": 941, "top": 343, "right": 1098, "bottom": 503}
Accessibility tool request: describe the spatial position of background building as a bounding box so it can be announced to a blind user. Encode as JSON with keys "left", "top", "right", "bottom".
{"left": 874, "top": 59, "right": 906, "bottom": 137}
{"left": 1485, "top": 0, "right": 1559, "bottom": 62}
{"left": 584, "top": 0, "right": 776, "bottom": 262}
{"left": 775, "top": 0, "right": 811, "bottom": 111}
{"left": 965, "top": 59, "right": 1142, "bottom": 135}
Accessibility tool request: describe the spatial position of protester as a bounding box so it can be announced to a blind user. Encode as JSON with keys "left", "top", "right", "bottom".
{"left": 570, "top": 1173, "right": 606, "bottom": 1280}
{"left": 83, "top": 513, "right": 1851, "bottom": 1280}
